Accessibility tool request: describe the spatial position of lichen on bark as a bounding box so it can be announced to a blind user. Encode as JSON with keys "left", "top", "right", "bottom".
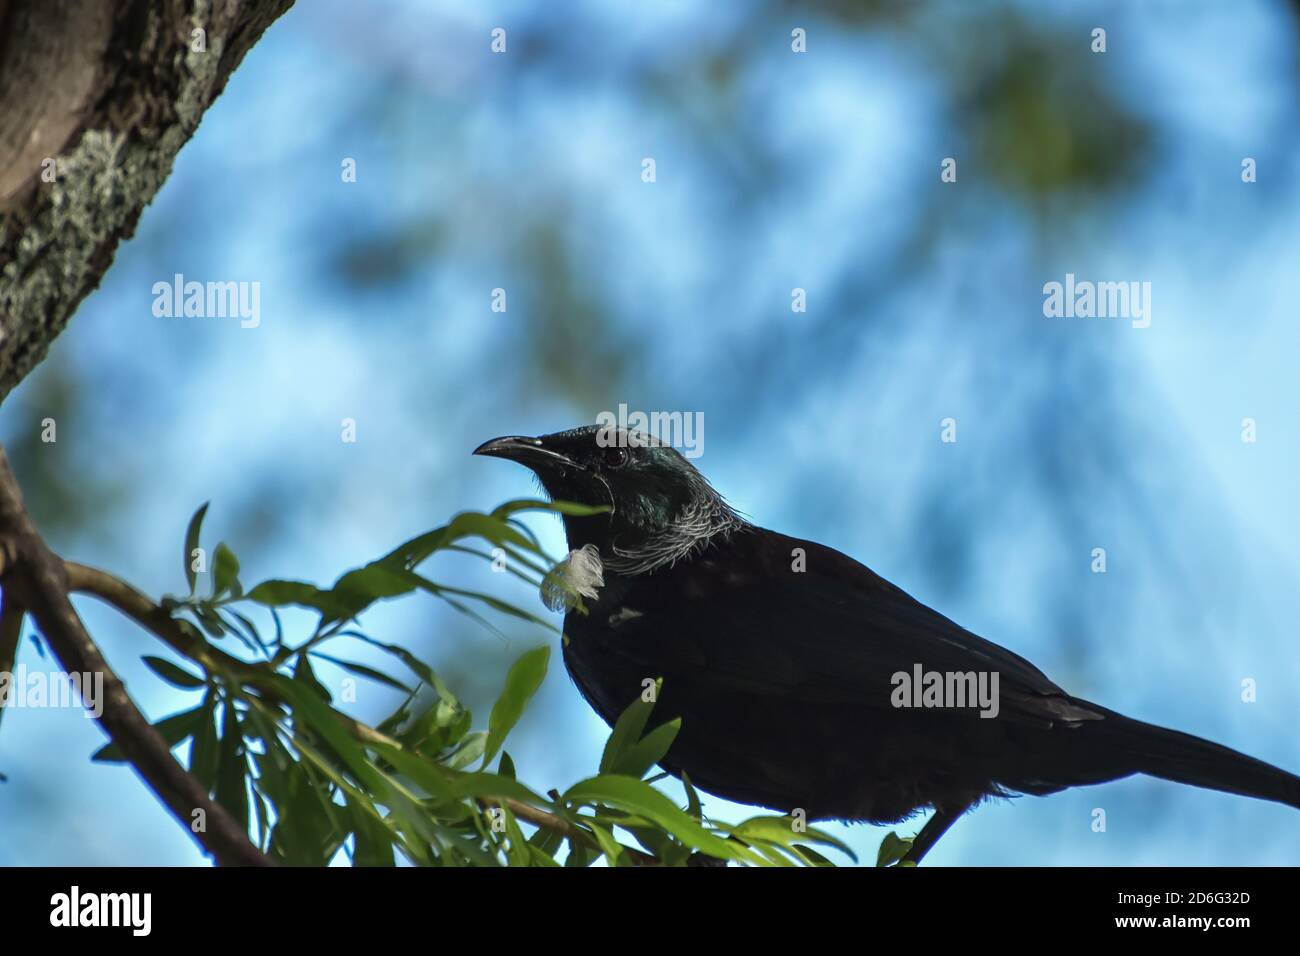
{"left": 0, "top": 0, "right": 294, "bottom": 404}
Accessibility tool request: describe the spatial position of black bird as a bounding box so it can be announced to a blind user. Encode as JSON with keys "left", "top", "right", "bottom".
{"left": 475, "top": 425, "right": 1300, "bottom": 862}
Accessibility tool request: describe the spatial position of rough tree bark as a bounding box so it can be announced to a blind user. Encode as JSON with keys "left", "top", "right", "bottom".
{"left": 0, "top": 0, "right": 296, "bottom": 404}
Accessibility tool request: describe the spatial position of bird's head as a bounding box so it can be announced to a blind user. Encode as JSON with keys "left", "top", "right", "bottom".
{"left": 473, "top": 425, "right": 741, "bottom": 573}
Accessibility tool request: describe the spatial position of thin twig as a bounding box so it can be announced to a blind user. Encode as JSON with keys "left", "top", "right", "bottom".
{"left": 483, "top": 796, "right": 659, "bottom": 866}
{"left": 0, "top": 447, "right": 272, "bottom": 866}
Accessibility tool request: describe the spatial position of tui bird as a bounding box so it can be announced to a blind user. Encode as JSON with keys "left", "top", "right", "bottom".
{"left": 474, "top": 425, "right": 1300, "bottom": 862}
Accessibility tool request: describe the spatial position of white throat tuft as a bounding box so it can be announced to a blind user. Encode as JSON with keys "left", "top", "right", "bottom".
{"left": 542, "top": 544, "right": 605, "bottom": 612}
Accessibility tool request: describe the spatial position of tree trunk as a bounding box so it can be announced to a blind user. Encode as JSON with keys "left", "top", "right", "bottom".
{"left": 0, "top": 0, "right": 295, "bottom": 403}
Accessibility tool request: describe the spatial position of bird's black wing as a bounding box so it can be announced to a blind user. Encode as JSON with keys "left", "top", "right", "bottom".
{"left": 579, "top": 526, "right": 1099, "bottom": 728}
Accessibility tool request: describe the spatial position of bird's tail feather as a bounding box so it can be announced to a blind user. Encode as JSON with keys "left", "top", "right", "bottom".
{"left": 1095, "top": 710, "right": 1300, "bottom": 810}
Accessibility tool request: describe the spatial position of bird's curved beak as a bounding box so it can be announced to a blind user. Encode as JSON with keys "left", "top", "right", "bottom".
{"left": 472, "top": 435, "right": 581, "bottom": 470}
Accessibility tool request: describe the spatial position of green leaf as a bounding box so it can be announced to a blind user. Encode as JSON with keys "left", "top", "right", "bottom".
{"left": 192, "top": 604, "right": 228, "bottom": 639}
{"left": 620, "top": 822, "right": 675, "bottom": 860}
{"left": 681, "top": 771, "right": 702, "bottom": 821}
{"left": 189, "top": 693, "right": 221, "bottom": 792}
{"left": 497, "top": 751, "right": 516, "bottom": 780}
{"left": 528, "top": 822, "right": 565, "bottom": 857}
{"left": 246, "top": 503, "right": 586, "bottom": 631}
{"left": 599, "top": 681, "right": 660, "bottom": 773}
{"left": 215, "top": 698, "right": 250, "bottom": 832}
{"left": 284, "top": 730, "right": 409, "bottom": 863}
{"left": 248, "top": 579, "right": 335, "bottom": 612}
{"left": 379, "top": 501, "right": 598, "bottom": 572}
{"left": 564, "top": 840, "right": 596, "bottom": 868}
{"left": 482, "top": 646, "right": 549, "bottom": 768}
{"left": 492, "top": 499, "right": 611, "bottom": 519}
{"left": 790, "top": 844, "right": 836, "bottom": 867}
{"left": 588, "top": 821, "right": 624, "bottom": 866}
{"left": 247, "top": 579, "right": 371, "bottom": 625}
{"left": 309, "top": 652, "right": 413, "bottom": 694}
{"left": 329, "top": 563, "right": 419, "bottom": 610}
{"left": 876, "top": 831, "right": 913, "bottom": 867}
{"left": 408, "top": 576, "right": 558, "bottom": 633}
{"left": 499, "top": 805, "right": 531, "bottom": 867}
{"left": 361, "top": 740, "right": 453, "bottom": 800}
{"left": 563, "top": 774, "right": 752, "bottom": 863}
{"left": 266, "top": 674, "right": 396, "bottom": 801}
{"left": 266, "top": 752, "right": 346, "bottom": 865}
{"left": 526, "top": 844, "right": 562, "bottom": 866}
{"left": 92, "top": 704, "right": 206, "bottom": 763}
{"left": 212, "top": 543, "right": 241, "bottom": 598}
{"left": 222, "top": 607, "right": 265, "bottom": 655}
{"left": 348, "top": 794, "right": 396, "bottom": 867}
{"left": 288, "top": 561, "right": 426, "bottom": 627}
{"left": 184, "top": 502, "right": 209, "bottom": 595}
{"left": 730, "top": 815, "right": 856, "bottom": 862}
{"left": 399, "top": 697, "right": 471, "bottom": 755}
{"left": 440, "top": 513, "right": 536, "bottom": 554}
{"left": 608, "top": 717, "right": 680, "bottom": 779}
{"left": 743, "top": 841, "right": 799, "bottom": 867}
{"left": 252, "top": 788, "right": 272, "bottom": 851}
{"left": 293, "top": 652, "right": 333, "bottom": 703}
{"left": 142, "top": 655, "right": 205, "bottom": 690}
{"left": 347, "top": 634, "right": 453, "bottom": 701}
{"left": 437, "top": 770, "right": 545, "bottom": 806}
{"left": 445, "top": 731, "right": 487, "bottom": 770}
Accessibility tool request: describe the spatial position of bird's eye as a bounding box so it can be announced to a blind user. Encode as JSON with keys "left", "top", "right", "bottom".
{"left": 601, "top": 446, "right": 630, "bottom": 468}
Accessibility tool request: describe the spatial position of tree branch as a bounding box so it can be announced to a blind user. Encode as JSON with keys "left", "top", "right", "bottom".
{"left": 0, "top": 584, "right": 23, "bottom": 735}
{"left": 0, "top": 0, "right": 297, "bottom": 402}
{"left": 0, "top": 446, "right": 272, "bottom": 866}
